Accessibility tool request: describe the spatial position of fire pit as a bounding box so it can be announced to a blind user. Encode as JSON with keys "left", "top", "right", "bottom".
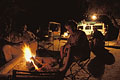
{"left": 21, "top": 44, "right": 59, "bottom": 72}
{"left": 0, "top": 43, "right": 60, "bottom": 80}
{"left": 7, "top": 56, "right": 59, "bottom": 80}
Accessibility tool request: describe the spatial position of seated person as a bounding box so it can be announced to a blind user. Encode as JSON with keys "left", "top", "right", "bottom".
{"left": 91, "top": 27, "right": 105, "bottom": 56}
{"left": 2, "top": 25, "right": 38, "bottom": 62}
{"left": 22, "top": 24, "right": 37, "bottom": 42}
{"left": 59, "top": 20, "right": 90, "bottom": 74}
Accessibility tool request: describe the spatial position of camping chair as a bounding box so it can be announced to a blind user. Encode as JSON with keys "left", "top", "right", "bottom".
{"left": 65, "top": 56, "right": 91, "bottom": 80}
{"left": 64, "top": 56, "right": 91, "bottom": 80}
{"left": 61, "top": 48, "right": 91, "bottom": 80}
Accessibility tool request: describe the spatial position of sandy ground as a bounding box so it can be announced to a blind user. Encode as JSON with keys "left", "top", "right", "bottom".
{"left": 102, "top": 47, "right": 120, "bottom": 80}
{"left": 85, "top": 47, "right": 120, "bottom": 80}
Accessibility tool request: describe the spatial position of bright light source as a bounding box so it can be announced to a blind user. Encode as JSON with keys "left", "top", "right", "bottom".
{"left": 63, "top": 32, "right": 68, "bottom": 37}
{"left": 22, "top": 44, "right": 33, "bottom": 62}
{"left": 91, "top": 15, "right": 97, "bottom": 20}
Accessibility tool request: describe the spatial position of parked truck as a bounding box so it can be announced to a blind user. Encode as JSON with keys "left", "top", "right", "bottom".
{"left": 77, "top": 20, "right": 107, "bottom": 36}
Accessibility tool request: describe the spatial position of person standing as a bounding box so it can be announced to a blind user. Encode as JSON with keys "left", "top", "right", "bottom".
{"left": 91, "top": 27, "right": 105, "bottom": 56}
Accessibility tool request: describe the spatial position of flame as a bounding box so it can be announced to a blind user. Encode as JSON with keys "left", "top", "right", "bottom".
{"left": 22, "top": 44, "right": 39, "bottom": 70}
{"left": 31, "top": 59, "right": 39, "bottom": 70}
{"left": 22, "top": 44, "right": 33, "bottom": 62}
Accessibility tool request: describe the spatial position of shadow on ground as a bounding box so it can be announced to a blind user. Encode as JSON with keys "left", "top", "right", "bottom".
{"left": 105, "top": 46, "right": 120, "bottom": 49}
{"left": 88, "top": 48, "right": 115, "bottom": 79}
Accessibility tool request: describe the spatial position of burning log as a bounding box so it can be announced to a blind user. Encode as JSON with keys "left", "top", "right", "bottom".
{"left": 26, "top": 57, "right": 43, "bottom": 71}
{"left": 27, "top": 57, "right": 49, "bottom": 72}
{"left": 30, "top": 57, "right": 42, "bottom": 68}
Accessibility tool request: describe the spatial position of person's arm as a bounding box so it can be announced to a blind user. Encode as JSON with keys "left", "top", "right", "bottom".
{"left": 59, "top": 47, "right": 70, "bottom": 72}
{"left": 61, "top": 36, "right": 71, "bottom": 53}
{"left": 60, "top": 43, "right": 71, "bottom": 60}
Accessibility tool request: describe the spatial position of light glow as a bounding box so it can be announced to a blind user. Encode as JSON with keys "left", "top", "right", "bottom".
{"left": 63, "top": 32, "right": 68, "bottom": 37}
{"left": 91, "top": 15, "right": 97, "bottom": 20}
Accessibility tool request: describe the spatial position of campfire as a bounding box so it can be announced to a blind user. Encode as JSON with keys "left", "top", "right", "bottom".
{"left": 22, "top": 44, "right": 48, "bottom": 71}
{"left": 9, "top": 43, "right": 59, "bottom": 80}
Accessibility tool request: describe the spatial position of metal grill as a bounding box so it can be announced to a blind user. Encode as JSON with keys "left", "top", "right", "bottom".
{"left": 12, "top": 70, "right": 59, "bottom": 80}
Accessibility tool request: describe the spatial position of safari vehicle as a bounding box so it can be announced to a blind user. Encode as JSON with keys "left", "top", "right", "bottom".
{"left": 48, "top": 22, "right": 61, "bottom": 39}
{"left": 77, "top": 20, "right": 106, "bottom": 36}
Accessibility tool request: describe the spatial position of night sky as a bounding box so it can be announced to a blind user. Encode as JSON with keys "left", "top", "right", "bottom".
{"left": 0, "top": 0, "right": 88, "bottom": 24}
{"left": 0, "top": 0, "right": 120, "bottom": 31}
